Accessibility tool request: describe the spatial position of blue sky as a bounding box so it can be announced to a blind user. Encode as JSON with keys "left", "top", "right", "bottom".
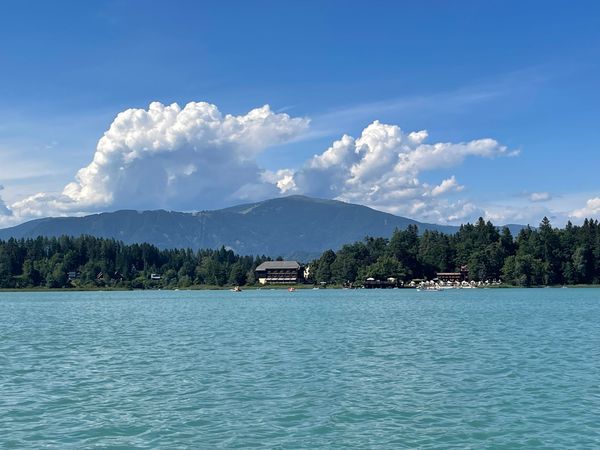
{"left": 0, "top": 0, "right": 599, "bottom": 226}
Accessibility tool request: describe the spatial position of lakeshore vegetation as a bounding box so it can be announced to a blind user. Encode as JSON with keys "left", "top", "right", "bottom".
{"left": 0, "top": 217, "right": 599, "bottom": 289}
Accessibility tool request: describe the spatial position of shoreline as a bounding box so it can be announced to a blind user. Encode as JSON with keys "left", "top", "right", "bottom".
{"left": 1, "top": 284, "right": 600, "bottom": 293}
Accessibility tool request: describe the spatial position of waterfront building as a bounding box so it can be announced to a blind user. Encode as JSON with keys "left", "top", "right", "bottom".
{"left": 363, "top": 277, "right": 398, "bottom": 289}
{"left": 436, "top": 265, "right": 469, "bottom": 282}
{"left": 255, "top": 261, "right": 304, "bottom": 284}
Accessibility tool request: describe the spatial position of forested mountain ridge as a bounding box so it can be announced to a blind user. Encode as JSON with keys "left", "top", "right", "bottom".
{"left": 0, "top": 196, "right": 525, "bottom": 259}
{"left": 0, "top": 196, "right": 453, "bottom": 259}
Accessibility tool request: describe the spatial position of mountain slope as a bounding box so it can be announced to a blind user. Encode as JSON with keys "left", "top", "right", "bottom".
{"left": 0, "top": 195, "right": 503, "bottom": 259}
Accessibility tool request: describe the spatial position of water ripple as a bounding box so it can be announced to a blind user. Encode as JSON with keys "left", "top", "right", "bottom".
{"left": 1, "top": 288, "right": 600, "bottom": 448}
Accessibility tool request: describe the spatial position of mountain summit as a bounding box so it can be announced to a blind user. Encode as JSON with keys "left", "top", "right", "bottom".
{"left": 0, "top": 196, "right": 473, "bottom": 259}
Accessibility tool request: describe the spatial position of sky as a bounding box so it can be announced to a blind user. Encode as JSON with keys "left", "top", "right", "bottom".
{"left": 0, "top": 0, "right": 599, "bottom": 228}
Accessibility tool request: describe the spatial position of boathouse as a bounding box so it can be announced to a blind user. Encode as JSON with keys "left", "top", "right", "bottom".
{"left": 436, "top": 265, "right": 469, "bottom": 282}
{"left": 255, "top": 261, "right": 304, "bottom": 285}
{"left": 363, "top": 277, "right": 398, "bottom": 289}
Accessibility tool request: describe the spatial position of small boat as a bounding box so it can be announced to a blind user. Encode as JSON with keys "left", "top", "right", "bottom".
{"left": 231, "top": 286, "right": 242, "bottom": 292}
{"left": 288, "top": 287, "right": 296, "bottom": 292}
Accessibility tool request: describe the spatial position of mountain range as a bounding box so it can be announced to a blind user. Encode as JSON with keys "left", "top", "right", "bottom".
{"left": 0, "top": 196, "right": 525, "bottom": 260}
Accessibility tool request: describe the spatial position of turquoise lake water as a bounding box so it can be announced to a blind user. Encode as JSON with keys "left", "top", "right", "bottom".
{"left": 1, "top": 288, "right": 599, "bottom": 449}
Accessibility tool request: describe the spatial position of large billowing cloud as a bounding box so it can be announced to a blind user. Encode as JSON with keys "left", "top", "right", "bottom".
{"left": 10, "top": 101, "right": 309, "bottom": 217}
{"left": 3, "top": 103, "right": 529, "bottom": 226}
{"left": 276, "top": 120, "right": 514, "bottom": 222}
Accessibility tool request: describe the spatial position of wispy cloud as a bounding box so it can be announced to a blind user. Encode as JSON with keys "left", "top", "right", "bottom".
{"left": 0, "top": 185, "right": 12, "bottom": 217}
{"left": 315, "top": 87, "right": 501, "bottom": 127}
{"left": 0, "top": 148, "right": 66, "bottom": 184}
{"left": 310, "top": 65, "right": 555, "bottom": 136}
{"left": 529, "top": 192, "right": 552, "bottom": 202}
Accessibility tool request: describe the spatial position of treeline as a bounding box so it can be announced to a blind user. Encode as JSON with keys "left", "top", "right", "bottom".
{"left": 310, "top": 218, "right": 600, "bottom": 287}
{"left": 0, "top": 235, "right": 271, "bottom": 289}
{"left": 0, "top": 217, "right": 599, "bottom": 289}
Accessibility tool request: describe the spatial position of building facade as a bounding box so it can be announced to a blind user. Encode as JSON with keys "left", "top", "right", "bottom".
{"left": 255, "top": 261, "right": 304, "bottom": 285}
{"left": 435, "top": 265, "right": 469, "bottom": 282}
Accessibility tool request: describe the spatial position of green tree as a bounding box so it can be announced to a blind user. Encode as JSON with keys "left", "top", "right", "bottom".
{"left": 228, "top": 261, "right": 247, "bottom": 286}
{"left": 315, "top": 249, "right": 336, "bottom": 283}
{"left": 359, "top": 255, "right": 407, "bottom": 281}
{"left": 21, "top": 259, "right": 41, "bottom": 287}
{"left": 0, "top": 248, "right": 13, "bottom": 288}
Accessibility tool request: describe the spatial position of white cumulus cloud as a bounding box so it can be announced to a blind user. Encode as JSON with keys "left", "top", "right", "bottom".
{"left": 279, "top": 120, "right": 513, "bottom": 222}
{"left": 570, "top": 197, "right": 600, "bottom": 219}
{"left": 1, "top": 104, "right": 528, "bottom": 227}
{"left": 431, "top": 176, "right": 464, "bottom": 197}
{"left": 10, "top": 101, "right": 309, "bottom": 217}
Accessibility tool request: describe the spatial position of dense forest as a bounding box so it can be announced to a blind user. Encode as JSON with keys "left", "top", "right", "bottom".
{"left": 0, "top": 235, "right": 270, "bottom": 289}
{"left": 311, "top": 217, "right": 600, "bottom": 287}
{"left": 0, "top": 217, "right": 599, "bottom": 288}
